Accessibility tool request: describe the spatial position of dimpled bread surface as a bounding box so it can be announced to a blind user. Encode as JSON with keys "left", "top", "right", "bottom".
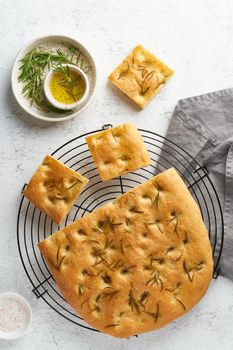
{"left": 23, "top": 155, "right": 89, "bottom": 225}
{"left": 108, "top": 45, "right": 174, "bottom": 109}
{"left": 38, "top": 168, "right": 213, "bottom": 338}
{"left": 86, "top": 123, "right": 151, "bottom": 181}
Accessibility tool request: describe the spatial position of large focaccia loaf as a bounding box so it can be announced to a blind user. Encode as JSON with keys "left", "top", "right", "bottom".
{"left": 38, "top": 168, "right": 213, "bottom": 338}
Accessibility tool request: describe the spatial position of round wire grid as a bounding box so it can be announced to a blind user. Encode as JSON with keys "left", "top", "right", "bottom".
{"left": 17, "top": 125, "right": 224, "bottom": 332}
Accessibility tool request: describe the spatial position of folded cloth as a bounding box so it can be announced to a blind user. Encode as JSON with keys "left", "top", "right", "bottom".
{"left": 161, "top": 88, "right": 233, "bottom": 281}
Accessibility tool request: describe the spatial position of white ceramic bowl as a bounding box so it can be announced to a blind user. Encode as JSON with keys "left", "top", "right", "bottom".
{"left": 0, "top": 292, "right": 32, "bottom": 340}
{"left": 11, "top": 35, "right": 97, "bottom": 122}
{"left": 44, "top": 64, "right": 90, "bottom": 110}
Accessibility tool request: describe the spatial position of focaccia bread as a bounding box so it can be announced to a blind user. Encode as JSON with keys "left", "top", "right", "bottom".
{"left": 38, "top": 168, "right": 213, "bottom": 338}
{"left": 86, "top": 123, "right": 151, "bottom": 181}
{"left": 23, "top": 155, "right": 89, "bottom": 225}
{"left": 108, "top": 45, "right": 174, "bottom": 109}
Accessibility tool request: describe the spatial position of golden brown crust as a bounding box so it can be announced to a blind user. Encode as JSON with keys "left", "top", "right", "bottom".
{"left": 38, "top": 168, "right": 213, "bottom": 338}
{"left": 23, "top": 155, "right": 89, "bottom": 225}
{"left": 108, "top": 45, "right": 174, "bottom": 109}
{"left": 86, "top": 123, "right": 151, "bottom": 181}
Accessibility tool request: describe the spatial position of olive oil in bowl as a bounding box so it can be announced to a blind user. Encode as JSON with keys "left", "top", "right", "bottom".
{"left": 44, "top": 64, "right": 89, "bottom": 110}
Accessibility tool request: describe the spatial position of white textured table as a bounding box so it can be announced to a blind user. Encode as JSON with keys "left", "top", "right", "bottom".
{"left": 1, "top": 0, "right": 233, "bottom": 349}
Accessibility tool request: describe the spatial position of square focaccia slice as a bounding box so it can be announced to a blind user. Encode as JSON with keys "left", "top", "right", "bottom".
{"left": 108, "top": 45, "right": 174, "bottom": 109}
{"left": 86, "top": 123, "right": 151, "bottom": 181}
{"left": 23, "top": 155, "right": 89, "bottom": 225}
{"left": 38, "top": 168, "right": 213, "bottom": 338}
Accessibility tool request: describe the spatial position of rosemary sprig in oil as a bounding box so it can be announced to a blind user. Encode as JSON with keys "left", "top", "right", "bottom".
{"left": 54, "top": 65, "right": 84, "bottom": 102}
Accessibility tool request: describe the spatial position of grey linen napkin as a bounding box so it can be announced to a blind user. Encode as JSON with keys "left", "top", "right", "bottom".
{"left": 160, "top": 88, "right": 233, "bottom": 281}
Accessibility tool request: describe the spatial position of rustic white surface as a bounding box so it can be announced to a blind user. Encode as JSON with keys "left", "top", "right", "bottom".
{"left": 0, "top": 0, "right": 233, "bottom": 349}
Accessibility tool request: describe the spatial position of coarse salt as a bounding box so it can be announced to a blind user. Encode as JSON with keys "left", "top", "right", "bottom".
{"left": 0, "top": 298, "right": 27, "bottom": 333}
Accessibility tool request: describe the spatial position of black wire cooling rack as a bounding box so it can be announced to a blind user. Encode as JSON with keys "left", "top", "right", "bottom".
{"left": 17, "top": 125, "right": 224, "bottom": 332}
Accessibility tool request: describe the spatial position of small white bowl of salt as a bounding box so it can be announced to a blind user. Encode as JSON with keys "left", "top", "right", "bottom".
{"left": 0, "top": 292, "right": 32, "bottom": 340}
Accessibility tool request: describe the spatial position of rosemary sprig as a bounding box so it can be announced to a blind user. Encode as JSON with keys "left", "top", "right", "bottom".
{"left": 120, "top": 239, "right": 125, "bottom": 254}
{"left": 91, "top": 247, "right": 107, "bottom": 266}
{"left": 56, "top": 246, "right": 66, "bottom": 270}
{"left": 93, "top": 216, "right": 122, "bottom": 234}
{"left": 130, "top": 207, "right": 144, "bottom": 214}
{"left": 44, "top": 177, "right": 81, "bottom": 202}
{"left": 125, "top": 216, "right": 133, "bottom": 227}
{"left": 101, "top": 272, "right": 112, "bottom": 284}
{"left": 138, "top": 291, "right": 150, "bottom": 308}
{"left": 108, "top": 259, "right": 124, "bottom": 270}
{"left": 170, "top": 250, "right": 183, "bottom": 262}
{"left": 167, "top": 213, "right": 179, "bottom": 236}
{"left": 183, "top": 260, "right": 204, "bottom": 282}
{"left": 165, "top": 282, "right": 181, "bottom": 293}
{"left": 92, "top": 224, "right": 104, "bottom": 234}
{"left": 101, "top": 287, "right": 119, "bottom": 302}
{"left": 128, "top": 290, "right": 140, "bottom": 314}
{"left": 95, "top": 294, "right": 101, "bottom": 303}
{"left": 154, "top": 189, "right": 160, "bottom": 208}
{"left": 146, "top": 220, "right": 163, "bottom": 234}
{"left": 136, "top": 78, "right": 150, "bottom": 96}
{"left": 117, "top": 61, "right": 129, "bottom": 80}
{"left": 119, "top": 239, "right": 132, "bottom": 254}
{"left": 68, "top": 46, "right": 88, "bottom": 73}
{"left": 56, "top": 246, "right": 60, "bottom": 266}
{"left": 120, "top": 155, "right": 131, "bottom": 161}
{"left": 66, "top": 177, "right": 82, "bottom": 190}
{"left": 82, "top": 269, "right": 102, "bottom": 277}
{"left": 149, "top": 255, "right": 164, "bottom": 265}
{"left": 78, "top": 284, "right": 84, "bottom": 295}
{"left": 81, "top": 299, "right": 89, "bottom": 309}
{"left": 146, "top": 272, "right": 163, "bottom": 291}
{"left": 165, "top": 246, "right": 175, "bottom": 255}
{"left": 77, "top": 229, "right": 88, "bottom": 236}
{"left": 120, "top": 264, "right": 136, "bottom": 274}
{"left": 174, "top": 296, "right": 186, "bottom": 311}
{"left": 143, "top": 303, "right": 159, "bottom": 323}
{"left": 82, "top": 239, "right": 100, "bottom": 245}
{"left": 108, "top": 217, "right": 123, "bottom": 233}
{"left": 91, "top": 305, "right": 100, "bottom": 313}
{"left": 54, "top": 64, "right": 84, "bottom": 102}
{"left": 104, "top": 238, "right": 114, "bottom": 250}
{"left": 183, "top": 230, "right": 189, "bottom": 244}
{"left": 104, "top": 323, "right": 120, "bottom": 329}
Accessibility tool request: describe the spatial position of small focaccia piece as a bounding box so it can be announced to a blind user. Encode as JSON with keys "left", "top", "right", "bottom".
{"left": 23, "top": 155, "right": 89, "bottom": 225}
{"left": 86, "top": 123, "right": 151, "bottom": 181}
{"left": 38, "top": 168, "right": 213, "bottom": 338}
{"left": 108, "top": 45, "right": 174, "bottom": 109}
